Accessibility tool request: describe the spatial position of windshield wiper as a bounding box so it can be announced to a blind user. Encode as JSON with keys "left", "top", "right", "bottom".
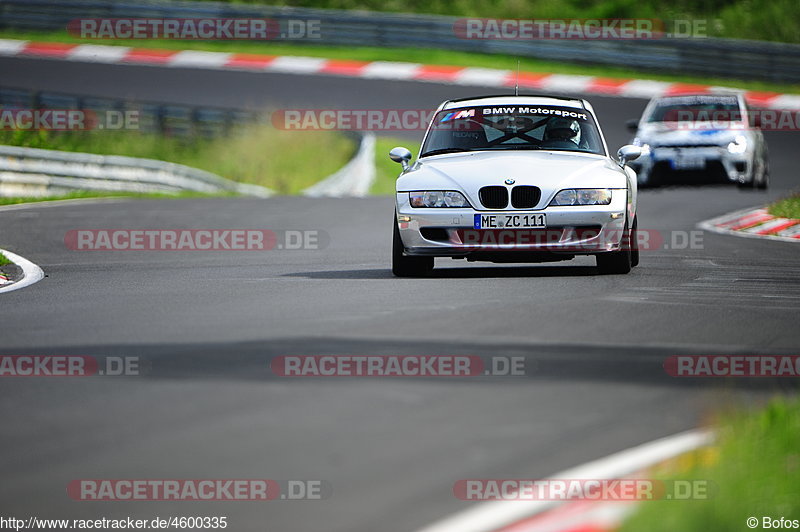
{"left": 420, "top": 148, "right": 477, "bottom": 157}
{"left": 490, "top": 145, "right": 542, "bottom": 150}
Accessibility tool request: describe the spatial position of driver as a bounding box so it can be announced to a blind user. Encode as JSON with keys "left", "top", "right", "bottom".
{"left": 543, "top": 118, "right": 581, "bottom": 146}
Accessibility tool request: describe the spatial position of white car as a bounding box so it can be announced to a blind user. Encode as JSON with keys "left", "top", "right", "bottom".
{"left": 390, "top": 94, "right": 642, "bottom": 277}
{"left": 626, "top": 93, "right": 769, "bottom": 188}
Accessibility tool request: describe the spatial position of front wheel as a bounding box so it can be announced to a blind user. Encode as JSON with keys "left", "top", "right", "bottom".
{"left": 596, "top": 219, "right": 633, "bottom": 275}
{"left": 757, "top": 159, "right": 770, "bottom": 190}
{"left": 392, "top": 216, "right": 433, "bottom": 277}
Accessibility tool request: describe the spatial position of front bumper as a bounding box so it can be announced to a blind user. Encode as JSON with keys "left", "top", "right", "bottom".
{"left": 629, "top": 145, "right": 751, "bottom": 183}
{"left": 396, "top": 190, "right": 629, "bottom": 257}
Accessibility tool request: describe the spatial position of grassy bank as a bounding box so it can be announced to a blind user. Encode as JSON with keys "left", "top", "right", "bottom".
{"left": 183, "top": 0, "right": 800, "bottom": 43}
{"left": 618, "top": 396, "right": 800, "bottom": 531}
{"left": 371, "top": 137, "right": 421, "bottom": 195}
{"left": 0, "top": 125, "right": 357, "bottom": 195}
{"left": 3, "top": 29, "right": 799, "bottom": 95}
{"left": 0, "top": 190, "right": 230, "bottom": 206}
{"left": 768, "top": 195, "right": 800, "bottom": 219}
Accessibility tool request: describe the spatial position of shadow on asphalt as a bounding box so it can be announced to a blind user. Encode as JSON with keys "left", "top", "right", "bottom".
{"left": 284, "top": 265, "right": 604, "bottom": 279}
{"left": 0, "top": 337, "right": 796, "bottom": 393}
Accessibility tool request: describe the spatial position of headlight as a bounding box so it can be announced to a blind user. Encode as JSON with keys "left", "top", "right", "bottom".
{"left": 727, "top": 135, "right": 747, "bottom": 154}
{"left": 409, "top": 191, "right": 471, "bottom": 208}
{"left": 549, "top": 189, "right": 612, "bottom": 206}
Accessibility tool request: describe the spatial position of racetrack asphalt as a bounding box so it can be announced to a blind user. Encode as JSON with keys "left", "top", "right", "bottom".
{"left": 0, "top": 56, "right": 798, "bottom": 531}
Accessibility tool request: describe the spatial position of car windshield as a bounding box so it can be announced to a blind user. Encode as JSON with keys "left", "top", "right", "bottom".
{"left": 647, "top": 96, "right": 742, "bottom": 123}
{"left": 420, "top": 104, "right": 606, "bottom": 157}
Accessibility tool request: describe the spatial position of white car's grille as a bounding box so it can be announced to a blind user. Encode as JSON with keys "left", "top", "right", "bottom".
{"left": 511, "top": 186, "right": 541, "bottom": 209}
{"left": 479, "top": 186, "right": 508, "bottom": 209}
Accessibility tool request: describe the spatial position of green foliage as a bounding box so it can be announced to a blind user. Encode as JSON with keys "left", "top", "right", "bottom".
{"left": 187, "top": 0, "right": 800, "bottom": 42}
{"left": 0, "top": 125, "right": 357, "bottom": 195}
{"left": 618, "top": 396, "right": 800, "bottom": 531}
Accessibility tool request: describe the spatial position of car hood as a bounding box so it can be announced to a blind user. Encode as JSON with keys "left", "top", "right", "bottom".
{"left": 635, "top": 122, "right": 746, "bottom": 147}
{"left": 397, "top": 150, "right": 627, "bottom": 210}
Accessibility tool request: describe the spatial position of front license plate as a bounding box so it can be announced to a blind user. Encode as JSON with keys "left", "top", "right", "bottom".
{"left": 671, "top": 155, "right": 705, "bottom": 170}
{"left": 474, "top": 213, "right": 546, "bottom": 229}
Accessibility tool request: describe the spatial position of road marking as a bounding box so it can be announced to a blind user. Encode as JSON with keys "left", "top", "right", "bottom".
{"left": 168, "top": 50, "right": 232, "bottom": 68}
{"left": 0, "top": 248, "right": 44, "bottom": 294}
{"left": 415, "top": 429, "right": 713, "bottom": 532}
{"left": 267, "top": 56, "right": 328, "bottom": 74}
{"left": 3, "top": 39, "right": 800, "bottom": 108}
{"left": 68, "top": 44, "right": 131, "bottom": 63}
{"left": 699, "top": 207, "right": 800, "bottom": 243}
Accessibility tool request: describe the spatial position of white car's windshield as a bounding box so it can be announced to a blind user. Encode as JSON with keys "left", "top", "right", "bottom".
{"left": 647, "top": 95, "right": 742, "bottom": 124}
{"left": 421, "top": 105, "right": 606, "bottom": 157}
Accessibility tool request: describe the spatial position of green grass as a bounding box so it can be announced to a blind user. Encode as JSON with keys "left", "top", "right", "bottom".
{"left": 3, "top": 29, "right": 799, "bottom": 95}
{"left": 0, "top": 190, "right": 232, "bottom": 206}
{"left": 372, "top": 137, "right": 421, "bottom": 195}
{"left": 0, "top": 251, "right": 10, "bottom": 266}
{"left": 0, "top": 124, "right": 357, "bottom": 195}
{"left": 768, "top": 195, "right": 800, "bottom": 219}
{"left": 618, "top": 396, "right": 800, "bottom": 531}
{"left": 188, "top": 0, "right": 800, "bottom": 43}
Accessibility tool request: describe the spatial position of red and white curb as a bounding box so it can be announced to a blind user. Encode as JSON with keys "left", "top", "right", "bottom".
{"left": 415, "top": 430, "right": 713, "bottom": 532}
{"left": 2, "top": 39, "right": 800, "bottom": 108}
{"left": 698, "top": 206, "right": 800, "bottom": 242}
{"left": 495, "top": 495, "right": 638, "bottom": 532}
{"left": 0, "top": 248, "right": 45, "bottom": 294}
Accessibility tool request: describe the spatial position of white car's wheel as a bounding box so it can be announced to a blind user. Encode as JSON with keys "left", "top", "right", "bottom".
{"left": 596, "top": 219, "right": 633, "bottom": 274}
{"left": 630, "top": 216, "right": 640, "bottom": 268}
{"left": 392, "top": 216, "right": 433, "bottom": 277}
{"left": 757, "top": 159, "right": 770, "bottom": 190}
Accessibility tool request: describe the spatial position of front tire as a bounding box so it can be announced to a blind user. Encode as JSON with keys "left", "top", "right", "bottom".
{"left": 392, "top": 216, "right": 433, "bottom": 277}
{"left": 596, "top": 219, "right": 633, "bottom": 275}
{"left": 757, "top": 159, "right": 770, "bottom": 190}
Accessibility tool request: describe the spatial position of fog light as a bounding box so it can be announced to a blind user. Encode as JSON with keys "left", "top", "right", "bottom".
{"left": 610, "top": 212, "right": 624, "bottom": 219}
{"left": 398, "top": 215, "right": 412, "bottom": 222}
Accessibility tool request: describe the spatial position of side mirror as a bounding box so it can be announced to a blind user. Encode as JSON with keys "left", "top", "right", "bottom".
{"left": 389, "top": 146, "right": 413, "bottom": 171}
{"left": 617, "top": 145, "right": 642, "bottom": 167}
{"left": 625, "top": 119, "right": 639, "bottom": 133}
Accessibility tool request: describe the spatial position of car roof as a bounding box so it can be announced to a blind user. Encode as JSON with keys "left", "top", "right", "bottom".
{"left": 651, "top": 93, "right": 742, "bottom": 102}
{"left": 441, "top": 94, "right": 587, "bottom": 110}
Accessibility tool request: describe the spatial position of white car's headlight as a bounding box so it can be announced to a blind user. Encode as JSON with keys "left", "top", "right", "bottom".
{"left": 409, "top": 191, "right": 471, "bottom": 208}
{"left": 549, "top": 189, "right": 612, "bottom": 206}
{"left": 727, "top": 135, "right": 747, "bottom": 154}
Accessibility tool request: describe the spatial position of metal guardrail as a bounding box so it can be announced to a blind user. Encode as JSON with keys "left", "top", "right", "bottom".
{"left": 302, "top": 133, "right": 375, "bottom": 197}
{"left": 0, "top": 86, "right": 276, "bottom": 196}
{"left": 0, "top": 86, "right": 373, "bottom": 198}
{"left": 0, "top": 87, "right": 257, "bottom": 139}
{"left": 1, "top": 0, "right": 800, "bottom": 83}
{"left": 0, "top": 144, "right": 273, "bottom": 197}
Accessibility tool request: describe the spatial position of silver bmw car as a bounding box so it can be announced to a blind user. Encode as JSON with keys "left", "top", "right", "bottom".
{"left": 390, "top": 94, "right": 643, "bottom": 277}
